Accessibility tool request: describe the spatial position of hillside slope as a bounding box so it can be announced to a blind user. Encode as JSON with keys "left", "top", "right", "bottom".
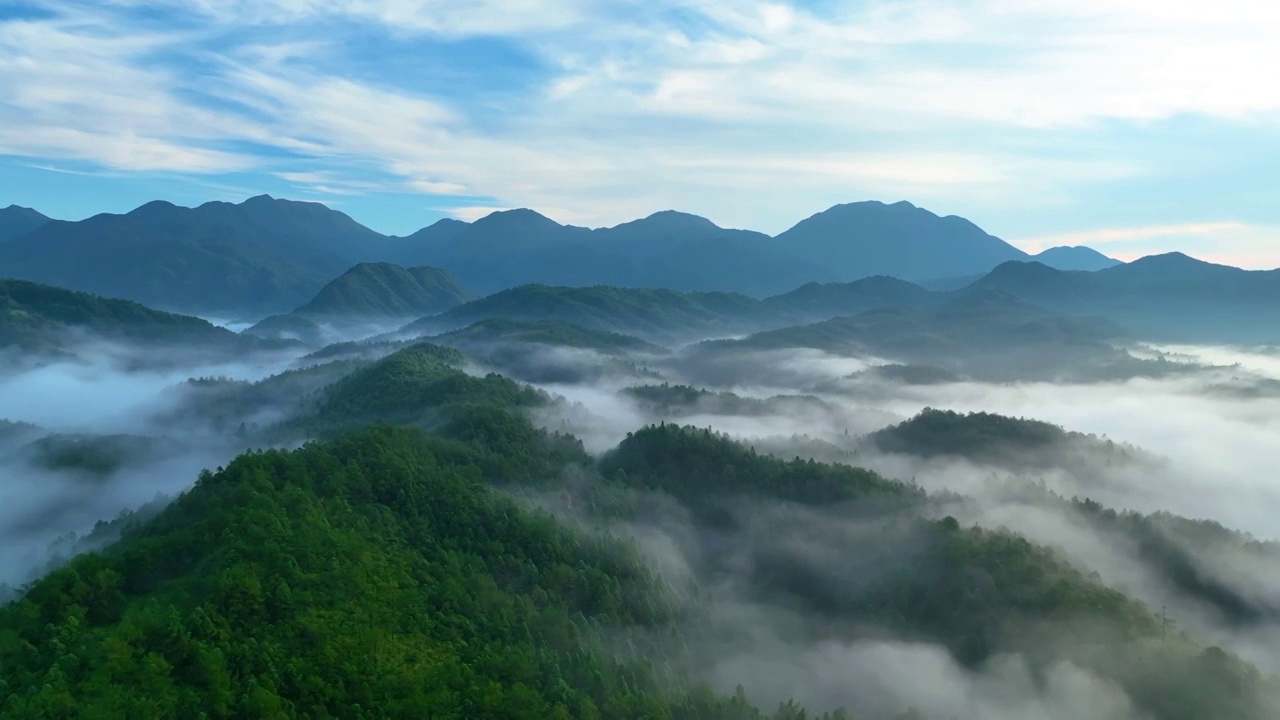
{"left": 293, "top": 263, "right": 471, "bottom": 319}
{"left": 0, "top": 279, "right": 257, "bottom": 358}
{"left": 0, "top": 205, "right": 51, "bottom": 244}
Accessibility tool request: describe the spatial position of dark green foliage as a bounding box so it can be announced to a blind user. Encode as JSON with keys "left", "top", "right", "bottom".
{"left": 240, "top": 313, "right": 323, "bottom": 344}
{"left": 1072, "top": 496, "right": 1280, "bottom": 628}
{"left": 411, "top": 283, "right": 787, "bottom": 342}
{"left": 601, "top": 423, "right": 921, "bottom": 511}
{"left": 623, "top": 383, "right": 833, "bottom": 418}
{"left": 159, "top": 360, "right": 370, "bottom": 437}
{"left": 596, "top": 424, "right": 1280, "bottom": 720}
{"left": 20, "top": 434, "right": 185, "bottom": 477}
{"left": 293, "top": 262, "right": 472, "bottom": 319}
{"left": 299, "top": 339, "right": 413, "bottom": 364}
{"left": 868, "top": 408, "right": 1148, "bottom": 470}
{"left": 303, "top": 342, "right": 546, "bottom": 433}
{"left": 850, "top": 364, "right": 962, "bottom": 385}
{"left": 436, "top": 317, "right": 669, "bottom": 355}
{"left": 0, "top": 279, "right": 249, "bottom": 354}
{"left": 0, "top": 425, "right": 837, "bottom": 719}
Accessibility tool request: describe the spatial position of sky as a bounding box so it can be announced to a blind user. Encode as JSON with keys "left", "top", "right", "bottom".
{"left": 2, "top": 0, "right": 1280, "bottom": 267}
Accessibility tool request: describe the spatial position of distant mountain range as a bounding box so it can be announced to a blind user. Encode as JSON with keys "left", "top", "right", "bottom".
{"left": 0, "top": 195, "right": 1123, "bottom": 316}
{"left": 0, "top": 206, "right": 49, "bottom": 244}
{"left": 974, "top": 254, "right": 1280, "bottom": 343}
{"left": 690, "top": 288, "right": 1150, "bottom": 382}
{"left": 0, "top": 196, "right": 387, "bottom": 316}
{"left": 9, "top": 193, "right": 1278, "bottom": 344}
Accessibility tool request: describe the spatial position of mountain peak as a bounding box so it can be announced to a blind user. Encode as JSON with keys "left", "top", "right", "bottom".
{"left": 1033, "top": 245, "right": 1121, "bottom": 271}
{"left": 126, "top": 199, "right": 181, "bottom": 217}
{"left": 776, "top": 200, "right": 1028, "bottom": 282}
{"left": 1107, "top": 251, "right": 1242, "bottom": 279}
{"left": 0, "top": 205, "right": 53, "bottom": 243}
{"left": 639, "top": 209, "right": 719, "bottom": 228}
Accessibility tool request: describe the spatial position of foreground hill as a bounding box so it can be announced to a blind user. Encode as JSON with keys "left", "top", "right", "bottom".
{"left": 0, "top": 424, "right": 834, "bottom": 719}
{"left": 3, "top": 350, "right": 1276, "bottom": 717}
{"left": 0, "top": 279, "right": 261, "bottom": 360}
{"left": 0, "top": 205, "right": 51, "bottom": 243}
{"left": 972, "top": 255, "right": 1280, "bottom": 343}
{"left": 0, "top": 196, "right": 388, "bottom": 315}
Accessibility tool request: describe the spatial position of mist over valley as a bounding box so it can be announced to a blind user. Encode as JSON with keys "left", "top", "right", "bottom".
{"left": 3, "top": 191, "right": 1280, "bottom": 719}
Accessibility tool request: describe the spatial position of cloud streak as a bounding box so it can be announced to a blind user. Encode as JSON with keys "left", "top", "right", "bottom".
{"left": 4, "top": 0, "right": 1280, "bottom": 260}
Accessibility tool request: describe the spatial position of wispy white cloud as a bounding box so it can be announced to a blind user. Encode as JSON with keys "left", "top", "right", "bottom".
{"left": 445, "top": 205, "right": 512, "bottom": 222}
{"left": 108, "top": 0, "right": 592, "bottom": 36}
{"left": 2, "top": 0, "right": 1279, "bottom": 239}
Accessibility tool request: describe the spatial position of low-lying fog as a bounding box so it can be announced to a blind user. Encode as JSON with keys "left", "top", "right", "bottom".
{"left": 507, "top": 338, "right": 1280, "bottom": 699}
{"left": 0, "top": 345, "right": 301, "bottom": 590}
{"left": 5, "top": 326, "right": 1280, "bottom": 717}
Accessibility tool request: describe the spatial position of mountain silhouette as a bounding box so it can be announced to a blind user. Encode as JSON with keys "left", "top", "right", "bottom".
{"left": 0, "top": 205, "right": 51, "bottom": 244}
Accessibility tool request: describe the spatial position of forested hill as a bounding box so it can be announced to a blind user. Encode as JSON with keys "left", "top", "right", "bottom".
{"left": 0, "top": 424, "right": 831, "bottom": 718}
{"left": 867, "top": 408, "right": 1149, "bottom": 468}
{"left": 0, "top": 278, "right": 262, "bottom": 357}
{"left": 2, "top": 409, "right": 1276, "bottom": 717}
{"left": 406, "top": 284, "right": 785, "bottom": 342}
{"left": 291, "top": 262, "right": 472, "bottom": 319}
{"left": 434, "top": 318, "right": 670, "bottom": 355}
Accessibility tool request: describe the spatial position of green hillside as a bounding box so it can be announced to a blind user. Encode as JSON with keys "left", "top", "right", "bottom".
{"left": 297, "top": 342, "right": 546, "bottom": 435}
{"left": 867, "top": 408, "right": 1149, "bottom": 469}
{"left": 0, "top": 424, "right": 849, "bottom": 719}
{"left": 435, "top": 318, "right": 669, "bottom": 355}
{"left": 0, "top": 279, "right": 254, "bottom": 356}
{"left": 409, "top": 284, "right": 786, "bottom": 342}
{"left": 622, "top": 383, "right": 833, "bottom": 418}
{"left": 597, "top": 425, "right": 1280, "bottom": 720}
{"left": 3, "top": 372, "right": 1276, "bottom": 718}
{"left": 293, "top": 263, "right": 472, "bottom": 319}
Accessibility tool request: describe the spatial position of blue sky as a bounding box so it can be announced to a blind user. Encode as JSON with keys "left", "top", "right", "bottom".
{"left": 3, "top": 0, "right": 1279, "bottom": 267}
